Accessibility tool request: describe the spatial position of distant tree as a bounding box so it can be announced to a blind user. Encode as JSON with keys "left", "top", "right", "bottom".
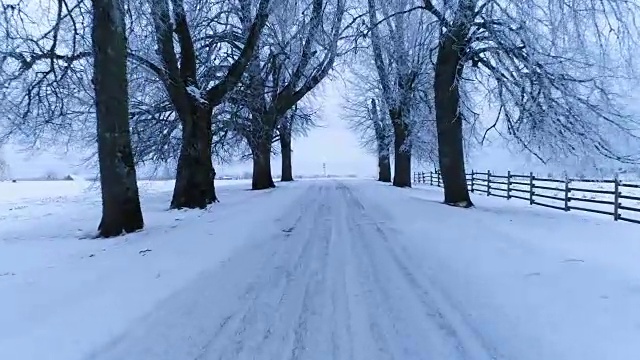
{"left": 343, "top": 85, "right": 393, "bottom": 183}
{"left": 369, "top": 99, "right": 392, "bottom": 182}
{"left": 346, "top": 0, "right": 437, "bottom": 184}
{"left": 91, "top": 0, "right": 144, "bottom": 237}
{"left": 226, "top": 0, "right": 347, "bottom": 190}
{"left": 366, "top": 0, "right": 435, "bottom": 187}
{"left": 44, "top": 170, "right": 59, "bottom": 181}
{"left": 277, "top": 111, "right": 295, "bottom": 182}
{"left": 277, "top": 103, "right": 318, "bottom": 182}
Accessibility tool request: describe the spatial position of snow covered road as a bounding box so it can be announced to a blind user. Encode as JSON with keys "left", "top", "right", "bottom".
{"left": 88, "top": 181, "right": 495, "bottom": 360}
{"left": 2, "top": 180, "right": 640, "bottom": 359}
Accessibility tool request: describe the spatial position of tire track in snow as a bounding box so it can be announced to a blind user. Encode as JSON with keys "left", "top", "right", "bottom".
{"left": 326, "top": 185, "right": 355, "bottom": 360}
{"left": 86, "top": 183, "right": 321, "bottom": 360}
{"left": 195, "top": 182, "right": 336, "bottom": 360}
{"left": 340, "top": 183, "right": 501, "bottom": 360}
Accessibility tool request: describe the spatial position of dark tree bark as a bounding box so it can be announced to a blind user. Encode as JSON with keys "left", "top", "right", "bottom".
{"left": 251, "top": 135, "right": 275, "bottom": 190}
{"left": 390, "top": 110, "right": 412, "bottom": 187}
{"left": 378, "top": 153, "right": 391, "bottom": 182}
{"left": 279, "top": 122, "right": 293, "bottom": 182}
{"left": 433, "top": 26, "right": 473, "bottom": 207}
{"left": 171, "top": 104, "right": 218, "bottom": 208}
{"left": 91, "top": 0, "right": 144, "bottom": 237}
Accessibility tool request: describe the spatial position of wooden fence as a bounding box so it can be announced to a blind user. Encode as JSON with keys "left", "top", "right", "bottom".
{"left": 413, "top": 170, "right": 640, "bottom": 225}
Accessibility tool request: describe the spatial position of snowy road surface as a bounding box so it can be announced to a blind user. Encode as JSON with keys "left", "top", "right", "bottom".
{"left": 2, "top": 180, "right": 640, "bottom": 359}
{"left": 88, "top": 182, "right": 495, "bottom": 360}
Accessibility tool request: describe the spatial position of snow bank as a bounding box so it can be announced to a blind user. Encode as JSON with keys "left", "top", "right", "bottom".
{"left": 355, "top": 183, "right": 640, "bottom": 360}
{"left": 0, "top": 179, "right": 298, "bottom": 360}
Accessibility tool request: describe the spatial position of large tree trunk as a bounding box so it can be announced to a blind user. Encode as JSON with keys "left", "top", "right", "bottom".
{"left": 171, "top": 105, "right": 218, "bottom": 209}
{"left": 378, "top": 152, "right": 391, "bottom": 182}
{"left": 251, "top": 137, "right": 275, "bottom": 190}
{"left": 280, "top": 123, "right": 293, "bottom": 182}
{"left": 390, "top": 110, "right": 412, "bottom": 187}
{"left": 433, "top": 33, "right": 473, "bottom": 207}
{"left": 92, "top": 0, "right": 144, "bottom": 237}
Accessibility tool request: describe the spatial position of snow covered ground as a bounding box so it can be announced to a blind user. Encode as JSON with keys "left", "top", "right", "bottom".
{"left": 1, "top": 179, "right": 639, "bottom": 359}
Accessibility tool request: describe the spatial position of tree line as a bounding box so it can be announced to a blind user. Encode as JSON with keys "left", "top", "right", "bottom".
{"left": 346, "top": 0, "right": 640, "bottom": 208}
{"left": 0, "top": 0, "right": 346, "bottom": 236}
{"left": 1, "top": 0, "right": 640, "bottom": 236}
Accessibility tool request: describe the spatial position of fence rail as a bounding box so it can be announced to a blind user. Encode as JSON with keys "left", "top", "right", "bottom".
{"left": 413, "top": 170, "right": 640, "bottom": 225}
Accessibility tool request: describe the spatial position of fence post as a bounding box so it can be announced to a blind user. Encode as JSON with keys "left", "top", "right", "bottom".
{"left": 529, "top": 172, "right": 534, "bottom": 205}
{"left": 614, "top": 175, "right": 620, "bottom": 221}
{"left": 437, "top": 171, "right": 442, "bottom": 187}
{"left": 487, "top": 170, "right": 491, "bottom": 196}
{"left": 471, "top": 171, "right": 475, "bottom": 193}
{"left": 420, "top": 172, "right": 424, "bottom": 184}
{"left": 429, "top": 171, "right": 433, "bottom": 186}
{"left": 507, "top": 170, "right": 511, "bottom": 199}
{"left": 564, "top": 175, "right": 570, "bottom": 211}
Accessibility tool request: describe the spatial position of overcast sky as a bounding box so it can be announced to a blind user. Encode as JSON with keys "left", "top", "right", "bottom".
{"left": 1, "top": 79, "right": 378, "bottom": 180}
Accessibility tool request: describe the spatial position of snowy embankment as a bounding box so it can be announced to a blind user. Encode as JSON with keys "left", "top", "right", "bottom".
{"left": 1, "top": 179, "right": 639, "bottom": 360}
{"left": 395, "top": 185, "right": 640, "bottom": 359}
{"left": 0, "top": 179, "right": 293, "bottom": 359}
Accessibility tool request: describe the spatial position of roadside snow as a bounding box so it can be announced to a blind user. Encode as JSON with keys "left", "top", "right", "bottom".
{"left": 383, "top": 184, "right": 640, "bottom": 359}
{"left": 0, "top": 179, "right": 297, "bottom": 360}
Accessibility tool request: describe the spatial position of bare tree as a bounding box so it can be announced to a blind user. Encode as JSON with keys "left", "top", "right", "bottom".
{"left": 344, "top": 38, "right": 439, "bottom": 183}
{"left": 0, "top": 0, "right": 94, "bottom": 149}
{"left": 366, "top": 0, "right": 435, "bottom": 187}
{"left": 277, "top": 110, "right": 295, "bottom": 182}
{"left": 227, "top": 0, "right": 346, "bottom": 190}
{"left": 421, "top": 0, "right": 640, "bottom": 207}
{"left": 146, "top": 0, "right": 271, "bottom": 208}
{"left": 276, "top": 103, "right": 318, "bottom": 181}
{"left": 343, "top": 74, "right": 393, "bottom": 182}
{"left": 90, "top": 0, "right": 143, "bottom": 237}
{"left": 369, "top": 98, "right": 392, "bottom": 182}
{"left": 0, "top": 0, "right": 272, "bottom": 210}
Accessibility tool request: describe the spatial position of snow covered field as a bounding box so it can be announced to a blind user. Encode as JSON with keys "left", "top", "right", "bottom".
{"left": 1, "top": 180, "right": 640, "bottom": 359}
